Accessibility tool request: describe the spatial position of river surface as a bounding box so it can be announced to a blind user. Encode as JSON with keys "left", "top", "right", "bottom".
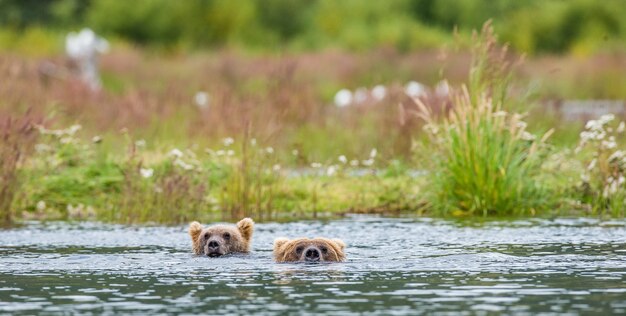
{"left": 0, "top": 216, "right": 625, "bottom": 315}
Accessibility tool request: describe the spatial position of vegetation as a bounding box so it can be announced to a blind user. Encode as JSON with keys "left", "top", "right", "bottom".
{"left": 0, "top": 112, "right": 41, "bottom": 225}
{"left": 1, "top": 0, "right": 626, "bottom": 55}
{"left": 416, "top": 24, "right": 554, "bottom": 216}
{"left": 13, "top": 123, "right": 420, "bottom": 223}
{"left": 1, "top": 20, "right": 625, "bottom": 224}
{"left": 575, "top": 114, "right": 626, "bottom": 216}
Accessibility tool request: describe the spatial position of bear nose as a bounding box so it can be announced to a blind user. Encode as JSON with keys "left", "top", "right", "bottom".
{"left": 305, "top": 248, "right": 320, "bottom": 259}
{"left": 208, "top": 241, "right": 219, "bottom": 249}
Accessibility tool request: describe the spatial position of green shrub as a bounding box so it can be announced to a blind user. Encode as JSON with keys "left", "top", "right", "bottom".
{"left": 416, "top": 23, "right": 554, "bottom": 216}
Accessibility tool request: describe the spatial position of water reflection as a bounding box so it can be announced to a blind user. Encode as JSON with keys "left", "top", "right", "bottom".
{"left": 0, "top": 216, "right": 625, "bottom": 314}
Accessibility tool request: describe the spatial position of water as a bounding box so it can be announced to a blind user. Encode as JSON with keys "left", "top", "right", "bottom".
{"left": 1, "top": 216, "right": 625, "bottom": 315}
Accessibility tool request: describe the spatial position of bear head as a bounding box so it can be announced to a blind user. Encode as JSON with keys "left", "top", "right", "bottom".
{"left": 273, "top": 237, "right": 346, "bottom": 262}
{"left": 188, "top": 218, "right": 254, "bottom": 257}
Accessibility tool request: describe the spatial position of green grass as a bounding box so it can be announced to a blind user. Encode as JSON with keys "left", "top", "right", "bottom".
{"left": 415, "top": 23, "right": 557, "bottom": 216}
{"left": 14, "top": 126, "right": 423, "bottom": 224}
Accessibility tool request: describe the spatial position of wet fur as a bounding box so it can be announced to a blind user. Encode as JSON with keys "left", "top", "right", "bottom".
{"left": 189, "top": 218, "right": 254, "bottom": 256}
{"left": 273, "top": 237, "right": 346, "bottom": 262}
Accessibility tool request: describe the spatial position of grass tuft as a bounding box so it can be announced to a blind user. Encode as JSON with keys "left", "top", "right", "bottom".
{"left": 416, "top": 22, "right": 554, "bottom": 216}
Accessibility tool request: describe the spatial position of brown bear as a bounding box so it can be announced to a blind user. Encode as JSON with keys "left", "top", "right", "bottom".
{"left": 273, "top": 237, "right": 346, "bottom": 262}
{"left": 188, "top": 218, "right": 254, "bottom": 257}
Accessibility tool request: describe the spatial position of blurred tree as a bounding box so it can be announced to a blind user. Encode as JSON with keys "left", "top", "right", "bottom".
{"left": 0, "top": 0, "right": 57, "bottom": 27}
{"left": 0, "top": 0, "right": 625, "bottom": 54}
{"left": 254, "top": 0, "right": 315, "bottom": 40}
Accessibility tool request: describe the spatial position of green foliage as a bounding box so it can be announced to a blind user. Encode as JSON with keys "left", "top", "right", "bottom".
{"left": 2, "top": 0, "right": 625, "bottom": 54}
{"left": 87, "top": 0, "right": 184, "bottom": 45}
{"left": 417, "top": 23, "right": 555, "bottom": 216}
{"left": 14, "top": 122, "right": 418, "bottom": 224}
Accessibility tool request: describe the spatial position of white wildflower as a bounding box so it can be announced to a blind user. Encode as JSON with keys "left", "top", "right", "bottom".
{"left": 140, "top": 168, "right": 154, "bottom": 178}
{"left": 68, "top": 124, "right": 82, "bottom": 135}
{"left": 60, "top": 137, "right": 72, "bottom": 144}
{"left": 587, "top": 158, "right": 597, "bottom": 171}
{"left": 585, "top": 120, "right": 602, "bottom": 131}
{"left": 92, "top": 136, "right": 102, "bottom": 143}
{"left": 250, "top": 138, "right": 257, "bottom": 146}
{"left": 371, "top": 85, "right": 387, "bottom": 101}
{"left": 194, "top": 91, "right": 210, "bottom": 109}
{"left": 311, "top": 162, "right": 322, "bottom": 168}
{"left": 579, "top": 131, "right": 594, "bottom": 142}
{"left": 36, "top": 201, "right": 46, "bottom": 212}
{"left": 350, "top": 160, "right": 359, "bottom": 167}
{"left": 618, "top": 122, "right": 625, "bottom": 133}
{"left": 370, "top": 148, "right": 377, "bottom": 158}
{"left": 334, "top": 89, "right": 352, "bottom": 107}
{"left": 602, "top": 136, "right": 617, "bottom": 149}
{"left": 292, "top": 149, "right": 299, "bottom": 156}
{"left": 326, "top": 165, "right": 337, "bottom": 176}
{"left": 404, "top": 81, "right": 426, "bottom": 98}
{"left": 272, "top": 164, "right": 281, "bottom": 172}
{"left": 338, "top": 155, "right": 348, "bottom": 164}
{"left": 222, "top": 137, "right": 234, "bottom": 147}
{"left": 216, "top": 150, "right": 225, "bottom": 156}
{"left": 169, "top": 148, "right": 184, "bottom": 158}
{"left": 227, "top": 150, "right": 235, "bottom": 156}
{"left": 174, "top": 159, "right": 194, "bottom": 170}
{"left": 135, "top": 139, "right": 146, "bottom": 147}
{"left": 609, "top": 150, "right": 624, "bottom": 162}
{"left": 265, "top": 147, "right": 274, "bottom": 154}
{"left": 600, "top": 114, "right": 615, "bottom": 124}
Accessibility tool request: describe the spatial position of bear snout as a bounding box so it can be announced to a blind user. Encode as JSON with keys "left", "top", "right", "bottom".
{"left": 304, "top": 247, "right": 321, "bottom": 262}
{"left": 205, "top": 239, "right": 224, "bottom": 257}
{"left": 208, "top": 240, "right": 219, "bottom": 249}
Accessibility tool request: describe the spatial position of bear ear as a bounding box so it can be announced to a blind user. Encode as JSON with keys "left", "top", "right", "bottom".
{"left": 237, "top": 218, "right": 254, "bottom": 242}
{"left": 189, "top": 221, "right": 203, "bottom": 240}
{"left": 273, "top": 237, "right": 289, "bottom": 250}
{"left": 332, "top": 239, "right": 346, "bottom": 250}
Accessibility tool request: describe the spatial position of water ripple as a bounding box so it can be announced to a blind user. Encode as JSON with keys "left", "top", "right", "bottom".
{"left": 0, "top": 216, "right": 625, "bottom": 314}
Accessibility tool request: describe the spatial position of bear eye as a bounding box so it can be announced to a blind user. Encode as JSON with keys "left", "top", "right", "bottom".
{"left": 320, "top": 246, "right": 328, "bottom": 254}
{"left": 295, "top": 246, "right": 304, "bottom": 254}
{"left": 204, "top": 233, "right": 210, "bottom": 239}
{"left": 223, "top": 232, "right": 231, "bottom": 240}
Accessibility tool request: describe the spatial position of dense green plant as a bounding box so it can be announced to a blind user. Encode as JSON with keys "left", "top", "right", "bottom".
{"left": 416, "top": 23, "right": 554, "bottom": 216}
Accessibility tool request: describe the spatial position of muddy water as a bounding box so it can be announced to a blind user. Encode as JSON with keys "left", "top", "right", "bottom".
{"left": 1, "top": 216, "right": 625, "bottom": 315}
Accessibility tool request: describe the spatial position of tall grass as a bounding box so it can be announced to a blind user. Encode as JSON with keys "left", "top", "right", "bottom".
{"left": 0, "top": 112, "right": 41, "bottom": 225}
{"left": 416, "top": 22, "right": 554, "bottom": 216}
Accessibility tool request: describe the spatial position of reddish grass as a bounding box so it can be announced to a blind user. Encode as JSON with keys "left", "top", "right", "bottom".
{"left": 1, "top": 48, "right": 623, "bottom": 161}
{"left": 0, "top": 110, "right": 43, "bottom": 224}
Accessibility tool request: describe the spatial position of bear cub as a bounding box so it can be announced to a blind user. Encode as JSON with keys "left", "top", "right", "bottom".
{"left": 189, "top": 218, "right": 254, "bottom": 257}
{"left": 273, "top": 237, "right": 346, "bottom": 262}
